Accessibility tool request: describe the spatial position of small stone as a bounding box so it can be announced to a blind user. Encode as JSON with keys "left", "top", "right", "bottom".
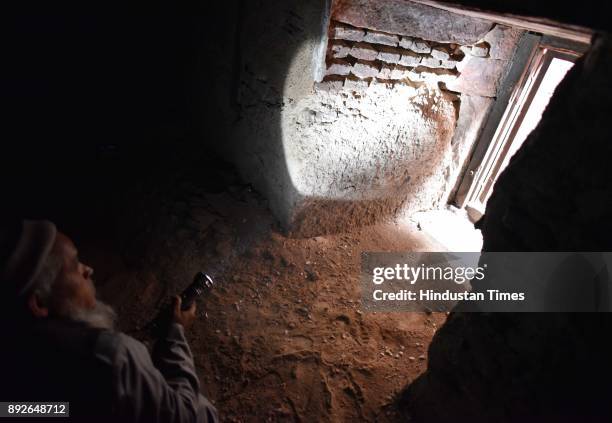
{"left": 419, "top": 355, "right": 426, "bottom": 360}
{"left": 305, "top": 268, "right": 319, "bottom": 281}
{"left": 408, "top": 356, "right": 416, "bottom": 361}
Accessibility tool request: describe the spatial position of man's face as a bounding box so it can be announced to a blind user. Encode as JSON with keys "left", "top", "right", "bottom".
{"left": 48, "top": 232, "right": 97, "bottom": 315}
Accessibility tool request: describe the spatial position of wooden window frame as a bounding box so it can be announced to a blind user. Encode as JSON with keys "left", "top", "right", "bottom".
{"left": 452, "top": 34, "right": 588, "bottom": 221}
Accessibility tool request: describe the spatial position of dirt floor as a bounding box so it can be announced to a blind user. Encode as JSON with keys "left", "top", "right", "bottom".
{"left": 76, "top": 161, "right": 448, "bottom": 422}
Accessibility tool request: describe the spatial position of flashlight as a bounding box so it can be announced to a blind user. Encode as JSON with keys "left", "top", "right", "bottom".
{"left": 180, "top": 272, "right": 214, "bottom": 310}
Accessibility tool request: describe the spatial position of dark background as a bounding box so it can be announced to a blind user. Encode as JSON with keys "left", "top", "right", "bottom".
{"left": 2, "top": 2, "right": 242, "bottom": 235}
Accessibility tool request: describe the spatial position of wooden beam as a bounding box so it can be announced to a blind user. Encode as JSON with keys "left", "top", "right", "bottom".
{"left": 409, "top": 0, "right": 593, "bottom": 44}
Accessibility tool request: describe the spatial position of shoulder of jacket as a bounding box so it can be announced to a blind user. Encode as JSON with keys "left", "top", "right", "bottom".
{"left": 93, "top": 331, "right": 149, "bottom": 365}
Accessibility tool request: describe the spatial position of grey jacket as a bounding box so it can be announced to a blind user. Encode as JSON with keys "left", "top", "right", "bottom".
{"left": 95, "top": 323, "right": 218, "bottom": 423}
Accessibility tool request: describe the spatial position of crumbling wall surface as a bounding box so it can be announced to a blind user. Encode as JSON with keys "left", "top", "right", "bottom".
{"left": 227, "top": 0, "right": 520, "bottom": 236}
{"left": 400, "top": 35, "right": 612, "bottom": 422}
{"left": 284, "top": 84, "right": 457, "bottom": 236}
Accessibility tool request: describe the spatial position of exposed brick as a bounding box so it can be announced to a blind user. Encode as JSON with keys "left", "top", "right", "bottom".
{"left": 471, "top": 42, "right": 489, "bottom": 57}
{"left": 420, "top": 57, "right": 442, "bottom": 68}
{"left": 351, "top": 61, "right": 380, "bottom": 79}
{"left": 399, "top": 51, "right": 421, "bottom": 67}
{"left": 431, "top": 47, "right": 451, "bottom": 60}
{"left": 332, "top": 24, "right": 365, "bottom": 42}
{"left": 377, "top": 46, "right": 402, "bottom": 64}
{"left": 363, "top": 30, "right": 399, "bottom": 47}
{"left": 398, "top": 37, "right": 412, "bottom": 50}
{"left": 414, "top": 40, "right": 432, "bottom": 54}
{"left": 326, "top": 60, "right": 352, "bottom": 76}
{"left": 349, "top": 42, "right": 379, "bottom": 61}
{"left": 400, "top": 37, "right": 432, "bottom": 54}
{"left": 331, "top": 41, "right": 351, "bottom": 59}
{"left": 439, "top": 59, "right": 458, "bottom": 69}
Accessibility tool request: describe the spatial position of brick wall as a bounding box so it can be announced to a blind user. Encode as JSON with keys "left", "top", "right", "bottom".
{"left": 323, "top": 21, "right": 465, "bottom": 89}
{"left": 319, "top": 20, "right": 520, "bottom": 99}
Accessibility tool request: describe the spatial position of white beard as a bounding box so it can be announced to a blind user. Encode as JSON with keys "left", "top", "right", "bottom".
{"left": 68, "top": 300, "right": 117, "bottom": 331}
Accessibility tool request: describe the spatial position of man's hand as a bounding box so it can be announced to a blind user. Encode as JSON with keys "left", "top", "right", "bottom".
{"left": 172, "top": 296, "right": 197, "bottom": 329}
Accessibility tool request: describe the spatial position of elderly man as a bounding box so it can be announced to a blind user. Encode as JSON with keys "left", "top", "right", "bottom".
{"left": 0, "top": 220, "right": 218, "bottom": 422}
